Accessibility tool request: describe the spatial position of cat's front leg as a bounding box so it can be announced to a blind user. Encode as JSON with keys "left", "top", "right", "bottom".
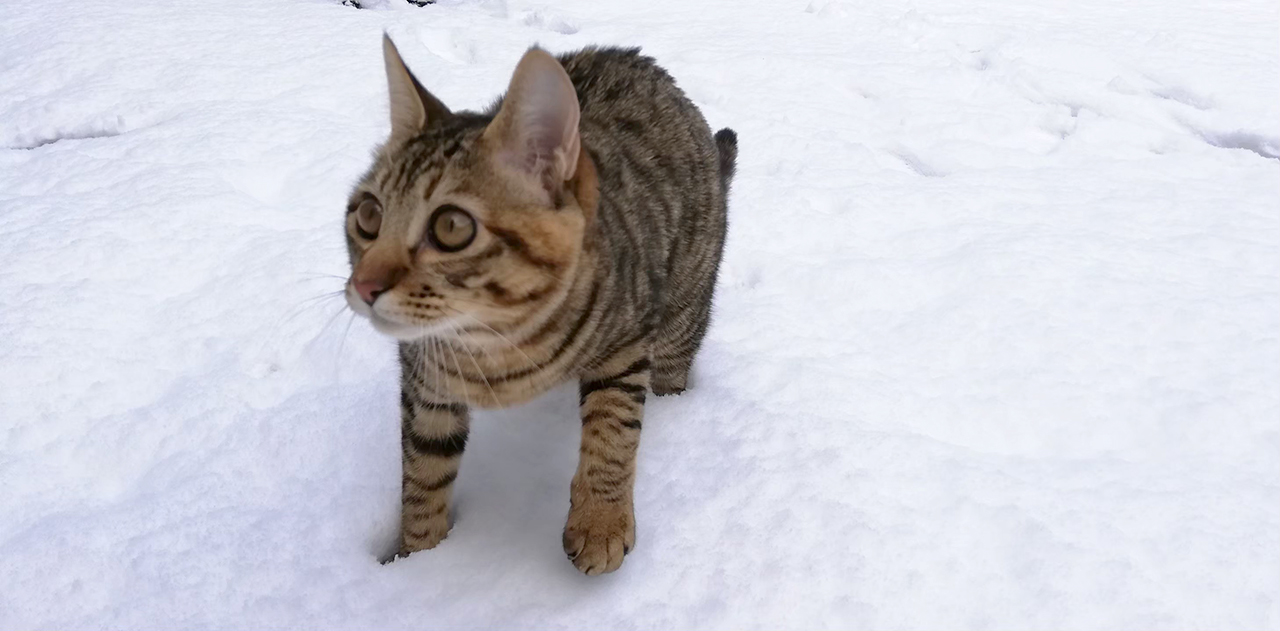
{"left": 565, "top": 346, "right": 649, "bottom": 575}
{"left": 398, "top": 383, "right": 469, "bottom": 557}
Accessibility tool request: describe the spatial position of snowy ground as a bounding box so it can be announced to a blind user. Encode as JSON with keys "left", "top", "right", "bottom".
{"left": 1, "top": 0, "right": 1278, "bottom": 628}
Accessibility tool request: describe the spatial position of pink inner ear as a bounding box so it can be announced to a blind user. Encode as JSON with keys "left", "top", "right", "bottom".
{"left": 491, "top": 49, "right": 581, "bottom": 186}
{"left": 495, "top": 145, "right": 561, "bottom": 203}
{"left": 501, "top": 104, "right": 580, "bottom": 187}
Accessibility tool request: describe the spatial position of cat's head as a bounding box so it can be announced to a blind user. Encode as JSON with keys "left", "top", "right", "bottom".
{"left": 344, "top": 36, "right": 597, "bottom": 341}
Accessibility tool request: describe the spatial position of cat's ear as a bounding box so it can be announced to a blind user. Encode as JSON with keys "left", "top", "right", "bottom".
{"left": 484, "top": 46, "right": 581, "bottom": 190}
{"left": 382, "top": 34, "right": 451, "bottom": 143}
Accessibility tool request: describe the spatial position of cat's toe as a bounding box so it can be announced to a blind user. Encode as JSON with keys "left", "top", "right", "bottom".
{"left": 563, "top": 506, "right": 635, "bottom": 575}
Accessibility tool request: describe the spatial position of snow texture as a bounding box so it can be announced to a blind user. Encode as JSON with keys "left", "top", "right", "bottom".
{"left": 1, "top": 0, "right": 1278, "bottom": 628}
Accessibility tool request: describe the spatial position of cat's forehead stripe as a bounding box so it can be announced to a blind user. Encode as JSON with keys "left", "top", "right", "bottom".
{"left": 391, "top": 143, "right": 433, "bottom": 193}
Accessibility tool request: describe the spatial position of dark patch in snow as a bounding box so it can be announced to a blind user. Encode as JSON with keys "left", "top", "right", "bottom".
{"left": 7, "top": 126, "right": 124, "bottom": 150}
{"left": 1200, "top": 130, "right": 1280, "bottom": 160}
{"left": 1151, "top": 85, "right": 1214, "bottom": 110}
{"left": 343, "top": 0, "right": 434, "bottom": 7}
{"left": 1185, "top": 123, "right": 1280, "bottom": 161}
{"left": 890, "top": 147, "right": 947, "bottom": 177}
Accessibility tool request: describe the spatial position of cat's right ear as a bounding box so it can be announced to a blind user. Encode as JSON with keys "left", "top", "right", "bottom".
{"left": 382, "top": 34, "right": 451, "bottom": 143}
{"left": 483, "top": 47, "right": 581, "bottom": 195}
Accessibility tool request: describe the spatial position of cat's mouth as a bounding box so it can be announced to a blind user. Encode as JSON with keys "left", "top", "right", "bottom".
{"left": 368, "top": 311, "right": 461, "bottom": 341}
{"left": 367, "top": 312, "right": 425, "bottom": 340}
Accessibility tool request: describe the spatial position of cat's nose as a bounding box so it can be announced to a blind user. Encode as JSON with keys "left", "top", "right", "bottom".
{"left": 353, "top": 279, "right": 388, "bottom": 305}
{"left": 351, "top": 252, "right": 408, "bottom": 306}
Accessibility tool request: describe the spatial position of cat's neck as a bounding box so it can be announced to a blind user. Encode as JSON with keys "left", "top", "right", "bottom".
{"left": 430, "top": 251, "right": 601, "bottom": 409}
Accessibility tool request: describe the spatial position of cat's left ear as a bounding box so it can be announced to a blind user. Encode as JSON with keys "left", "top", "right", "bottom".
{"left": 484, "top": 47, "right": 581, "bottom": 193}
{"left": 383, "top": 33, "right": 451, "bottom": 143}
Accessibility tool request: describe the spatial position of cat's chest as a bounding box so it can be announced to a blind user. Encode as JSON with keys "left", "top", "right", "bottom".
{"left": 418, "top": 340, "right": 571, "bottom": 410}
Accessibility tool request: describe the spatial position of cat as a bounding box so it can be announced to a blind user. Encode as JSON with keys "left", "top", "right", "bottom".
{"left": 344, "top": 34, "right": 735, "bottom": 575}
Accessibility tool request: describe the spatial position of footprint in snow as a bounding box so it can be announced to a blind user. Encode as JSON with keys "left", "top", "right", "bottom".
{"left": 416, "top": 29, "right": 480, "bottom": 65}
{"left": 1109, "top": 74, "right": 1215, "bottom": 112}
{"left": 1151, "top": 85, "right": 1214, "bottom": 111}
{"left": 889, "top": 146, "right": 947, "bottom": 177}
{"left": 519, "top": 10, "right": 579, "bottom": 35}
{"left": 5, "top": 115, "right": 131, "bottom": 150}
{"left": 1186, "top": 124, "right": 1280, "bottom": 161}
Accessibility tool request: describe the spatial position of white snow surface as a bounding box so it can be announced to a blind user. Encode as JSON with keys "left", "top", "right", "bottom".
{"left": 2, "top": 0, "right": 1278, "bottom": 627}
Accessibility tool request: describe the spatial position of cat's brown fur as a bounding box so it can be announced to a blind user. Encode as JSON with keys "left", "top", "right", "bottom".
{"left": 344, "top": 35, "right": 734, "bottom": 574}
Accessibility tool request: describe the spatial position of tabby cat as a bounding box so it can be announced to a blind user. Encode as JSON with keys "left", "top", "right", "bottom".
{"left": 344, "top": 35, "right": 734, "bottom": 575}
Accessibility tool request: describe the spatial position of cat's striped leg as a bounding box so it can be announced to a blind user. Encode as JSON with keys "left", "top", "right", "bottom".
{"left": 398, "top": 384, "right": 469, "bottom": 556}
{"left": 565, "top": 345, "right": 648, "bottom": 575}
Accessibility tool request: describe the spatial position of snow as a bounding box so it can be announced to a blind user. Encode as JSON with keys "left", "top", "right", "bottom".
{"left": 1, "top": 0, "right": 1277, "bottom": 627}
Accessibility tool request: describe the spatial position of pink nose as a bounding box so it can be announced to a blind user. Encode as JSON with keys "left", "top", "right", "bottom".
{"left": 353, "top": 279, "right": 387, "bottom": 305}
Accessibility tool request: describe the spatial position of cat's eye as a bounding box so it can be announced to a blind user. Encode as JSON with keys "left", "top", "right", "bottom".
{"left": 427, "top": 205, "right": 476, "bottom": 252}
{"left": 354, "top": 197, "right": 382, "bottom": 240}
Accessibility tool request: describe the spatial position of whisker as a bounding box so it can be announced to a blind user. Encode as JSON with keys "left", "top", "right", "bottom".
{"left": 409, "top": 326, "right": 429, "bottom": 401}
{"left": 451, "top": 321, "right": 501, "bottom": 408}
{"left": 334, "top": 312, "right": 357, "bottom": 376}
{"left": 443, "top": 307, "right": 546, "bottom": 376}
{"left": 468, "top": 323, "right": 500, "bottom": 369}
{"left": 254, "top": 288, "right": 346, "bottom": 368}
{"left": 426, "top": 334, "right": 447, "bottom": 404}
{"left": 413, "top": 324, "right": 429, "bottom": 397}
{"left": 286, "top": 274, "right": 350, "bottom": 287}
{"left": 443, "top": 334, "right": 472, "bottom": 408}
{"left": 419, "top": 328, "right": 432, "bottom": 386}
{"left": 302, "top": 299, "right": 351, "bottom": 357}
{"left": 275, "top": 290, "right": 345, "bottom": 329}
{"left": 296, "top": 271, "right": 349, "bottom": 281}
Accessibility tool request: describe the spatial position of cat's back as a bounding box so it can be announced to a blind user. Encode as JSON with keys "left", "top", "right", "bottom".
{"left": 558, "top": 47, "right": 680, "bottom": 113}
{"left": 557, "top": 47, "right": 716, "bottom": 163}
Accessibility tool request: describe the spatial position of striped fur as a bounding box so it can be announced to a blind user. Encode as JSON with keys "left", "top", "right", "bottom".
{"left": 346, "top": 37, "right": 733, "bottom": 574}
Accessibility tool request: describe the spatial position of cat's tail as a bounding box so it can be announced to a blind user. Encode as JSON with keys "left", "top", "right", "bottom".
{"left": 713, "top": 128, "right": 738, "bottom": 195}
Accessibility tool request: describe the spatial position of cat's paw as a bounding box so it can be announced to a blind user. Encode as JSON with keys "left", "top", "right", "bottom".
{"left": 651, "top": 372, "right": 688, "bottom": 396}
{"left": 563, "top": 502, "right": 635, "bottom": 575}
